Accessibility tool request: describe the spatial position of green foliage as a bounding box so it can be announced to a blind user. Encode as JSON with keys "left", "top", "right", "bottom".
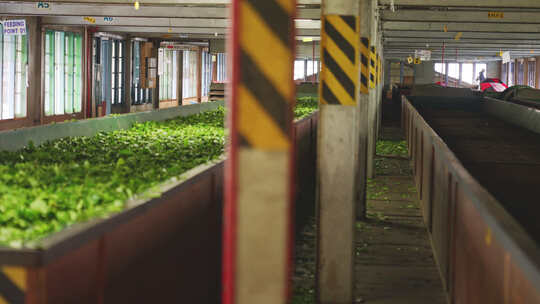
{"left": 0, "top": 103, "right": 318, "bottom": 248}
{"left": 294, "top": 99, "right": 318, "bottom": 120}
{"left": 376, "top": 140, "right": 408, "bottom": 157}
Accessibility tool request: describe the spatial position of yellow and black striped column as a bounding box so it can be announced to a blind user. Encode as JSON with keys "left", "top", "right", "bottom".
{"left": 0, "top": 266, "right": 26, "bottom": 304}
{"left": 224, "top": 0, "right": 295, "bottom": 304}
{"left": 360, "top": 37, "right": 370, "bottom": 95}
{"left": 317, "top": 1, "right": 361, "bottom": 303}
{"left": 320, "top": 15, "right": 359, "bottom": 106}
{"left": 369, "top": 46, "right": 377, "bottom": 89}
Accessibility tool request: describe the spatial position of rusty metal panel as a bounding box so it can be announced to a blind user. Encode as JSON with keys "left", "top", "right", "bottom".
{"left": 453, "top": 187, "right": 506, "bottom": 304}
{"left": 403, "top": 97, "right": 540, "bottom": 304}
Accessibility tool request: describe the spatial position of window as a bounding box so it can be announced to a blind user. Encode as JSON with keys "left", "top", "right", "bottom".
{"left": 111, "top": 40, "right": 124, "bottom": 105}
{"left": 448, "top": 63, "right": 459, "bottom": 81}
{"left": 306, "top": 59, "right": 319, "bottom": 82}
{"left": 216, "top": 53, "right": 227, "bottom": 82}
{"left": 44, "top": 30, "right": 82, "bottom": 116}
{"left": 294, "top": 59, "right": 305, "bottom": 81}
{"left": 435, "top": 63, "right": 446, "bottom": 75}
{"left": 462, "top": 63, "right": 474, "bottom": 84}
{"left": 516, "top": 61, "right": 524, "bottom": 85}
{"left": 131, "top": 40, "right": 152, "bottom": 105}
{"left": 159, "top": 49, "right": 178, "bottom": 101}
{"left": 508, "top": 62, "right": 515, "bottom": 87}
{"left": 0, "top": 24, "right": 28, "bottom": 120}
{"left": 528, "top": 61, "right": 536, "bottom": 88}
{"left": 501, "top": 63, "right": 508, "bottom": 85}
{"left": 201, "top": 50, "right": 212, "bottom": 97}
{"left": 182, "top": 50, "right": 198, "bottom": 99}
{"left": 474, "top": 63, "right": 487, "bottom": 84}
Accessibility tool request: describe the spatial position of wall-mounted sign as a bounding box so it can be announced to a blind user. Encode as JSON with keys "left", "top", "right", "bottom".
{"left": 501, "top": 51, "right": 511, "bottom": 64}
{"left": 104, "top": 17, "right": 114, "bottom": 22}
{"left": 36, "top": 1, "right": 50, "bottom": 9}
{"left": 414, "top": 58, "right": 422, "bottom": 65}
{"left": 2, "top": 20, "right": 26, "bottom": 36}
{"left": 83, "top": 17, "right": 96, "bottom": 24}
{"left": 407, "top": 56, "right": 414, "bottom": 64}
{"left": 415, "top": 50, "right": 431, "bottom": 61}
{"left": 158, "top": 48, "right": 164, "bottom": 76}
{"left": 488, "top": 12, "right": 504, "bottom": 19}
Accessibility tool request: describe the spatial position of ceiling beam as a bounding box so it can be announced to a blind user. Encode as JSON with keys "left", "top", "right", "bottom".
{"left": 24, "top": 0, "right": 321, "bottom": 5}
{"left": 0, "top": 2, "right": 320, "bottom": 19}
{"left": 379, "top": 0, "right": 540, "bottom": 8}
{"left": 58, "top": 25, "right": 319, "bottom": 37}
{"left": 384, "top": 37, "right": 540, "bottom": 45}
{"left": 383, "top": 21, "right": 540, "bottom": 33}
{"left": 384, "top": 30, "right": 540, "bottom": 40}
{"left": 385, "top": 43, "right": 540, "bottom": 50}
{"left": 40, "top": 16, "right": 321, "bottom": 29}
{"left": 382, "top": 9, "right": 540, "bottom": 24}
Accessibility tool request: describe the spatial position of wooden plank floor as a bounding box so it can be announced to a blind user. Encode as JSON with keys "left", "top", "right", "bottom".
{"left": 354, "top": 175, "right": 446, "bottom": 304}
{"left": 291, "top": 124, "right": 446, "bottom": 304}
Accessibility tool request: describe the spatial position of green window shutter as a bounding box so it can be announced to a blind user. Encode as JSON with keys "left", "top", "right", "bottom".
{"left": 74, "top": 34, "right": 82, "bottom": 113}
{"left": 0, "top": 24, "right": 4, "bottom": 119}
{"left": 64, "top": 33, "right": 74, "bottom": 114}
{"left": 19, "top": 34, "right": 27, "bottom": 118}
{"left": 54, "top": 31, "right": 65, "bottom": 115}
{"left": 47, "top": 30, "right": 55, "bottom": 116}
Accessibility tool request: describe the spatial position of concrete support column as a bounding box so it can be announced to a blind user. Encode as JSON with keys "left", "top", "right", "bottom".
{"left": 317, "top": 0, "right": 362, "bottom": 302}
{"left": 414, "top": 61, "right": 435, "bottom": 85}
{"left": 376, "top": 40, "right": 383, "bottom": 142}
{"left": 366, "top": 0, "right": 377, "bottom": 179}
{"left": 524, "top": 59, "right": 529, "bottom": 86}
{"left": 400, "top": 61, "right": 404, "bottom": 84}
{"left": 487, "top": 61, "right": 501, "bottom": 79}
{"left": 536, "top": 57, "right": 540, "bottom": 88}
{"left": 223, "top": 0, "right": 296, "bottom": 303}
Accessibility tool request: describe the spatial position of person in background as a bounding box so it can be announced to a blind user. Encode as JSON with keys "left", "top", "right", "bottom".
{"left": 477, "top": 69, "right": 486, "bottom": 83}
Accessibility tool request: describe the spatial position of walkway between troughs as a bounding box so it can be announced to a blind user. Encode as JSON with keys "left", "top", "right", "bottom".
{"left": 354, "top": 125, "right": 446, "bottom": 304}
{"left": 291, "top": 125, "right": 446, "bottom": 304}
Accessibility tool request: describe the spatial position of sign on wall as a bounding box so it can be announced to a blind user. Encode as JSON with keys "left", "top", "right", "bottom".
{"left": 415, "top": 49, "right": 431, "bottom": 61}
{"left": 502, "top": 51, "right": 511, "bottom": 64}
{"left": 488, "top": 12, "right": 504, "bottom": 19}
{"left": 2, "top": 20, "right": 27, "bottom": 36}
{"left": 158, "top": 48, "right": 164, "bottom": 76}
{"left": 36, "top": 1, "right": 51, "bottom": 9}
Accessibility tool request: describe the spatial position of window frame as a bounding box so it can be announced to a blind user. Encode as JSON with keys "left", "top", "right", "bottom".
{"left": 41, "top": 26, "right": 85, "bottom": 124}
{"left": 0, "top": 22, "right": 29, "bottom": 125}
{"left": 130, "top": 39, "right": 153, "bottom": 106}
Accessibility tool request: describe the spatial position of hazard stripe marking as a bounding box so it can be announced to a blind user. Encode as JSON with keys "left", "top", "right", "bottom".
{"left": 324, "top": 20, "right": 355, "bottom": 63}
{"left": 339, "top": 15, "right": 357, "bottom": 31}
{"left": 240, "top": 51, "right": 290, "bottom": 139}
{"left": 0, "top": 271, "right": 24, "bottom": 304}
{"left": 237, "top": 0, "right": 293, "bottom": 150}
{"left": 245, "top": 0, "right": 291, "bottom": 46}
{"left": 320, "top": 15, "right": 359, "bottom": 106}
{"left": 360, "top": 37, "right": 370, "bottom": 94}
{"left": 323, "top": 50, "right": 355, "bottom": 99}
{"left": 322, "top": 82, "right": 341, "bottom": 105}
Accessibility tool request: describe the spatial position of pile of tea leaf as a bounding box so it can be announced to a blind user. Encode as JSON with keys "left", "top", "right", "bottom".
{"left": 294, "top": 98, "right": 318, "bottom": 119}
{"left": 0, "top": 102, "right": 318, "bottom": 247}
